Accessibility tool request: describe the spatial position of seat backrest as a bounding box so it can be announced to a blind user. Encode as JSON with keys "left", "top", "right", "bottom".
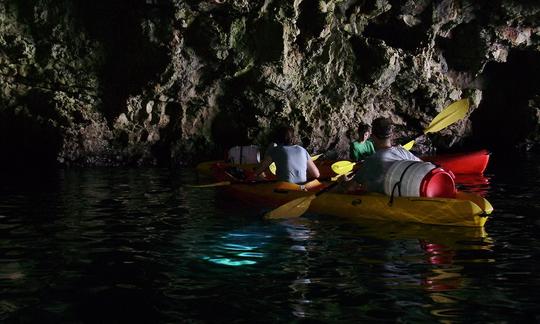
{"left": 227, "top": 145, "right": 261, "bottom": 164}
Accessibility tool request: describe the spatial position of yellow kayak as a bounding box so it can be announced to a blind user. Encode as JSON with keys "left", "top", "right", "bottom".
{"left": 222, "top": 181, "right": 492, "bottom": 227}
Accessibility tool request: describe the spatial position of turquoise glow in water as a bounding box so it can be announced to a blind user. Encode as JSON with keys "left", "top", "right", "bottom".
{"left": 0, "top": 153, "right": 539, "bottom": 322}
{"left": 200, "top": 231, "right": 269, "bottom": 266}
{"left": 203, "top": 257, "right": 257, "bottom": 266}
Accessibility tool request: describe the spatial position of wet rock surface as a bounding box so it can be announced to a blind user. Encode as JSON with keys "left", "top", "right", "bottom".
{"left": 1, "top": 0, "right": 539, "bottom": 166}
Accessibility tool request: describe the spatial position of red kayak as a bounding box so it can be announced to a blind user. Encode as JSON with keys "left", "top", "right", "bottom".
{"left": 196, "top": 149, "right": 490, "bottom": 178}
{"left": 421, "top": 149, "right": 490, "bottom": 174}
{"left": 323, "top": 149, "right": 491, "bottom": 176}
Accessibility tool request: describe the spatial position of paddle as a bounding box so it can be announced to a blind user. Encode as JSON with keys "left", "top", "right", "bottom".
{"left": 188, "top": 178, "right": 279, "bottom": 188}
{"left": 331, "top": 160, "right": 356, "bottom": 175}
{"left": 266, "top": 98, "right": 470, "bottom": 220}
{"left": 328, "top": 99, "right": 471, "bottom": 174}
{"left": 264, "top": 181, "right": 343, "bottom": 219}
{"left": 187, "top": 181, "right": 231, "bottom": 188}
{"left": 403, "top": 98, "right": 469, "bottom": 150}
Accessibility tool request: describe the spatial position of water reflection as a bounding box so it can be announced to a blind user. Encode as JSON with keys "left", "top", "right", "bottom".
{"left": 284, "top": 220, "right": 316, "bottom": 319}
{"left": 455, "top": 174, "right": 491, "bottom": 196}
{"left": 263, "top": 217, "right": 497, "bottom": 322}
{"left": 420, "top": 241, "right": 465, "bottom": 293}
{"left": 320, "top": 218, "right": 495, "bottom": 321}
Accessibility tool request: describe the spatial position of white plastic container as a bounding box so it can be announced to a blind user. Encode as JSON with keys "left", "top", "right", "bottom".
{"left": 384, "top": 160, "right": 456, "bottom": 198}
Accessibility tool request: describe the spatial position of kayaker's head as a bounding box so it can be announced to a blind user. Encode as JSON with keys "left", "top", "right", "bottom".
{"left": 371, "top": 117, "right": 393, "bottom": 149}
{"left": 358, "top": 123, "right": 371, "bottom": 142}
{"left": 274, "top": 125, "right": 296, "bottom": 146}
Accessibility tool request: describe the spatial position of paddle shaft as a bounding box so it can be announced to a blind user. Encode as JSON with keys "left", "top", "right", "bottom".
{"left": 189, "top": 177, "right": 281, "bottom": 188}
{"left": 402, "top": 133, "right": 424, "bottom": 144}
{"left": 264, "top": 180, "right": 340, "bottom": 219}
{"left": 314, "top": 181, "right": 340, "bottom": 196}
{"left": 316, "top": 169, "right": 357, "bottom": 197}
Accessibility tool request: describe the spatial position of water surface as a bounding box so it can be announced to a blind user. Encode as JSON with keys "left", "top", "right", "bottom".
{"left": 1, "top": 154, "right": 539, "bottom": 323}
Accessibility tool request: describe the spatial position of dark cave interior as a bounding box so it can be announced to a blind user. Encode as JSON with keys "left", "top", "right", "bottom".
{"left": 469, "top": 49, "right": 540, "bottom": 153}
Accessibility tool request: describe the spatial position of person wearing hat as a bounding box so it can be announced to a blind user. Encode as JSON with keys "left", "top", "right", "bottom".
{"left": 340, "top": 117, "right": 421, "bottom": 193}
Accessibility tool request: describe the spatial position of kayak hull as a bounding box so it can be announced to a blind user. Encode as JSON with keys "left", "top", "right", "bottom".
{"left": 223, "top": 181, "right": 491, "bottom": 227}
{"left": 421, "top": 149, "right": 490, "bottom": 174}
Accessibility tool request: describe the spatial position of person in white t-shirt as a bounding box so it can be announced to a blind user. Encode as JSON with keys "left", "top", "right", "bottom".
{"left": 253, "top": 126, "right": 320, "bottom": 184}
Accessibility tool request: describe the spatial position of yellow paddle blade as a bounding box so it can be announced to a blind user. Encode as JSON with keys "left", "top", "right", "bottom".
{"left": 187, "top": 181, "right": 231, "bottom": 188}
{"left": 311, "top": 154, "right": 322, "bottom": 161}
{"left": 402, "top": 140, "right": 415, "bottom": 151}
{"left": 331, "top": 161, "right": 356, "bottom": 174}
{"left": 269, "top": 162, "right": 277, "bottom": 175}
{"left": 403, "top": 98, "right": 470, "bottom": 150}
{"left": 264, "top": 195, "right": 316, "bottom": 219}
{"left": 425, "top": 98, "right": 469, "bottom": 134}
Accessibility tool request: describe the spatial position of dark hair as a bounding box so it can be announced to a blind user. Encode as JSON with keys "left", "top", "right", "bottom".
{"left": 274, "top": 126, "right": 295, "bottom": 145}
{"left": 371, "top": 117, "right": 393, "bottom": 139}
{"left": 358, "top": 123, "right": 371, "bottom": 137}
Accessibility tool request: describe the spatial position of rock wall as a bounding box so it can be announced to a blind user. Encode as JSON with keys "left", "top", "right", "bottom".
{"left": 1, "top": 0, "right": 539, "bottom": 167}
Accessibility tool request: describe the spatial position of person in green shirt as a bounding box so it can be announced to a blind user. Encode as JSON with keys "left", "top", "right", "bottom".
{"left": 349, "top": 123, "right": 375, "bottom": 161}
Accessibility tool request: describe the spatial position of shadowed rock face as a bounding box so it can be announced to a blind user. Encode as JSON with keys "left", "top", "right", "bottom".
{"left": 0, "top": 0, "right": 539, "bottom": 167}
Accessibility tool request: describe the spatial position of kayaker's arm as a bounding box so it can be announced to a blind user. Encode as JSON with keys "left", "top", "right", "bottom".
{"left": 253, "top": 155, "right": 273, "bottom": 178}
{"left": 334, "top": 172, "right": 363, "bottom": 193}
{"left": 307, "top": 158, "right": 320, "bottom": 179}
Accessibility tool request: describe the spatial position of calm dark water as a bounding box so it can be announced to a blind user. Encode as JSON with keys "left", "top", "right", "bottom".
{"left": 1, "top": 153, "right": 539, "bottom": 323}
